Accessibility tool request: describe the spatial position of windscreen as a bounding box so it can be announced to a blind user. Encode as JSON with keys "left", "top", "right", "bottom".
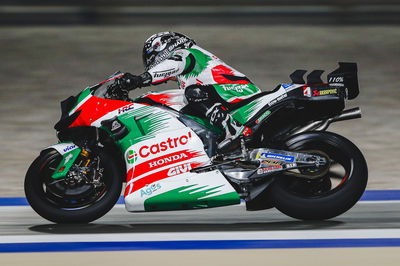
{"left": 92, "top": 71, "right": 123, "bottom": 99}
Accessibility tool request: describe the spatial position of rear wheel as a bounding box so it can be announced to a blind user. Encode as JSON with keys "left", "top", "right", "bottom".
{"left": 24, "top": 148, "right": 123, "bottom": 223}
{"left": 270, "top": 131, "right": 368, "bottom": 220}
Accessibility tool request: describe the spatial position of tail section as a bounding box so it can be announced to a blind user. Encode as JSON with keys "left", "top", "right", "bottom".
{"left": 328, "top": 62, "right": 359, "bottom": 100}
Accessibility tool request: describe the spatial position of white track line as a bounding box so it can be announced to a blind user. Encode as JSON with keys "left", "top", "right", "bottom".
{"left": 1, "top": 229, "right": 400, "bottom": 244}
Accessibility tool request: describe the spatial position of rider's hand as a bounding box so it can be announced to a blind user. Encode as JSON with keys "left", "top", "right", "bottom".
{"left": 116, "top": 73, "right": 141, "bottom": 91}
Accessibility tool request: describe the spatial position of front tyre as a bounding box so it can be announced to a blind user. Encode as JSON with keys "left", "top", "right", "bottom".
{"left": 270, "top": 131, "right": 368, "bottom": 220}
{"left": 24, "top": 148, "right": 123, "bottom": 223}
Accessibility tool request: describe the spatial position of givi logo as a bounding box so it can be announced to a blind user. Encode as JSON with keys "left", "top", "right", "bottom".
{"left": 167, "top": 163, "right": 192, "bottom": 177}
{"left": 139, "top": 131, "right": 192, "bottom": 158}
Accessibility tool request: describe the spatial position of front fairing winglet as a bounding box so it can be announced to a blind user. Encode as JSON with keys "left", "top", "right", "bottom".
{"left": 45, "top": 142, "right": 82, "bottom": 179}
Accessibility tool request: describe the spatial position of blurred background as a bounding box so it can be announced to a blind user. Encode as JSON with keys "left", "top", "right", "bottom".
{"left": 1, "top": 0, "right": 399, "bottom": 196}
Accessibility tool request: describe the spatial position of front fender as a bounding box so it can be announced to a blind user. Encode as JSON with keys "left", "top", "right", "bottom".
{"left": 45, "top": 142, "right": 82, "bottom": 179}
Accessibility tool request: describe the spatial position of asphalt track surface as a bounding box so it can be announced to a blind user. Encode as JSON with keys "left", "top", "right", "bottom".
{"left": 1, "top": 193, "right": 400, "bottom": 265}
{"left": 1, "top": 191, "right": 399, "bottom": 251}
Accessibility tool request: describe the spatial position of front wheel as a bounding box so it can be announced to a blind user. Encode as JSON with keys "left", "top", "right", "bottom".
{"left": 24, "top": 148, "right": 123, "bottom": 223}
{"left": 270, "top": 131, "right": 368, "bottom": 220}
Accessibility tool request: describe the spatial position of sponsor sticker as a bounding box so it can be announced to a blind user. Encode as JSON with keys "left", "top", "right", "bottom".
{"left": 148, "top": 152, "right": 188, "bottom": 168}
{"left": 140, "top": 183, "right": 162, "bottom": 197}
{"left": 63, "top": 144, "right": 77, "bottom": 153}
{"left": 118, "top": 104, "right": 134, "bottom": 114}
{"left": 281, "top": 83, "right": 293, "bottom": 89}
{"left": 268, "top": 93, "right": 287, "bottom": 106}
{"left": 167, "top": 163, "right": 192, "bottom": 177}
{"left": 312, "top": 88, "right": 337, "bottom": 96}
{"left": 329, "top": 76, "right": 343, "bottom": 83}
{"left": 220, "top": 84, "right": 249, "bottom": 93}
{"left": 139, "top": 131, "right": 192, "bottom": 158}
{"left": 319, "top": 88, "right": 338, "bottom": 96}
{"left": 255, "top": 110, "right": 271, "bottom": 124}
{"left": 261, "top": 159, "right": 282, "bottom": 166}
{"left": 153, "top": 68, "right": 179, "bottom": 79}
{"left": 303, "top": 86, "right": 312, "bottom": 97}
{"left": 64, "top": 153, "right": 74, "bottom": 164}
{"left": 131, "top": 150, "right": 203, "bottom": 178}
{"left": 127, "top": 150, "right": 138, "bottom": 164}
{"left": 285, "top": 163, "right": 297, "bottom": 168}
{"left": 147, "top": 36, "right": 189, "bottom": 69}
{"left": 257, "top": 165, "right": 283, "bottom": 175}
{"left": 258, "top": 153, "right": 295, "bottom": 162}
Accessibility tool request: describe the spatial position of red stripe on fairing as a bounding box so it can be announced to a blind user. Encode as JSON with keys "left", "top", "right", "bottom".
{"left": 143, "top": 92, "right": 174, "bottom": 106}
{"left": 229, "top": 98, "right": 245, "bottom": 103}
{"left": 124, "top": 162, "right": 205, "bottom": 196}
{"left": 126, "top": 149, "right": 204, "bottom": 183}
{"left": 125, "top": 183, "right": 134, "bottom": 197}
{"left": 69, "top": 96, "right": 131, "bottom": 127}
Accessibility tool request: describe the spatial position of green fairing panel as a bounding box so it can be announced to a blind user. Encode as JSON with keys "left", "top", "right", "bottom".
{"left": 144, "top": 185, "right": 240, "bottom": 211}
{"left": 230, "top": 100, "right": 260, "bottom": 124}
{"left": 115, "top": 105, "right": 173, "bottom": 153}
{"left": 69, "top": 87, "right": 91, "bottom": 113}
{"left": 213, "top": 83, "right": 260, "bottom": 102}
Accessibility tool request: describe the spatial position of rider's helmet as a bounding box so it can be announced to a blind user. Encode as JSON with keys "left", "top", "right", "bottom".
{"left": 142, "top": 31, "right": 196, "bottom": 71}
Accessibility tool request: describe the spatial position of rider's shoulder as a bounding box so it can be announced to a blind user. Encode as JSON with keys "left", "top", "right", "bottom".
{"left": 168, "top": 48, "right": 191, "bottom": 62}
{"left": 172, "top": 48, "right": 191, "bottom": 56}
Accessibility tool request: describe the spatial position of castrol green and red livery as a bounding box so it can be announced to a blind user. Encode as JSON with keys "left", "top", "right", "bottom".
{"left": 25, "top": 63, "right": 368, "bottom": 223}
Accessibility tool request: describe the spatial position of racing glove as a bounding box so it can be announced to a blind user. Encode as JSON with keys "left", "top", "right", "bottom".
{"left": 116, "top": 72, "right": 153, "bottom": 91}
{"left": 116, "top": 73, "right": 141, "bottom": 91}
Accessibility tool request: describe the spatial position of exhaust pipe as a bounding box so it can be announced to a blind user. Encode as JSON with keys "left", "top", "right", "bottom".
{"left": 331, "top": 107, "right": 362, "bottom": 122}
{"left": 292, "top": 107, "right": 362, "bottom": 134}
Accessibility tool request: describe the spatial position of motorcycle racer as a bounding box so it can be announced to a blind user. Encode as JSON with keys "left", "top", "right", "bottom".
{"left": 116, "top": 31, "right": 261, "bottom": 152}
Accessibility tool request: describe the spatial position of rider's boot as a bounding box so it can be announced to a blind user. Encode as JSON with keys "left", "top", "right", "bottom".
{"left": 206, "top": 103, "right": 249, "bottom": 153}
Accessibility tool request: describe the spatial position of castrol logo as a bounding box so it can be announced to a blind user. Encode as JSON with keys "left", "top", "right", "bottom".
{"left": 139, "top": 131, "right": 192, "bottom": 158}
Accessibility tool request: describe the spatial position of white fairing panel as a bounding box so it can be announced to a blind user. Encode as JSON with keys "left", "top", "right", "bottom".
{"left": 123, "top": 127, "right": 239, "bottom": 212}
{"left": 47, "top": 142, "right": 79, "bottom": 155}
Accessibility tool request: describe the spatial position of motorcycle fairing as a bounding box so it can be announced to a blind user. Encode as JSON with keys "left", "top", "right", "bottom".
{"left": 230, "top": 84, "right": 300, "bottom": 124}
{"left": 133, "top": 170, "right": 241, "bottom": 212}
{"left": 46, "top": 142, "right": 82, "bottom": 179}
{"left": 83, "top": 101, "right": 240, "bottom": 212}
{"left": 123, "top": 128, "right": 240, "bottom": 212}
{"left": 47, "top": 142, "right": 80, "bottom": 155}
{"left": 137, "top": 89, "right": 187, "bottom": 111}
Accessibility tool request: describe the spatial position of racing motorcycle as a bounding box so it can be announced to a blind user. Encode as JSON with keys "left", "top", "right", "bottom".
{"left": 25, "top": 62, "right": 368, "bottom": 223}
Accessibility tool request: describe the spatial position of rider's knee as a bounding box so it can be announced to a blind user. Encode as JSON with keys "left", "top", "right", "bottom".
{"left": 185, "top": 85, "right": 209, "bottom": 103}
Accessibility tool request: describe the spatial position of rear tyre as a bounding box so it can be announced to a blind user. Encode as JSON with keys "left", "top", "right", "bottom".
{"left": 270, "top": 131, "right": 368, "bottom": 220}
{"left": 24, "top": 148, "right": 123, "bottom": 223}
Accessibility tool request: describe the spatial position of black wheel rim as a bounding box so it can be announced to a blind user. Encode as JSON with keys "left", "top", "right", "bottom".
{"left": 37, "top": 152, "right": 109, "bottom": 209}
{"left": 279, "top": 141, "right": 353, "bottom": 198}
